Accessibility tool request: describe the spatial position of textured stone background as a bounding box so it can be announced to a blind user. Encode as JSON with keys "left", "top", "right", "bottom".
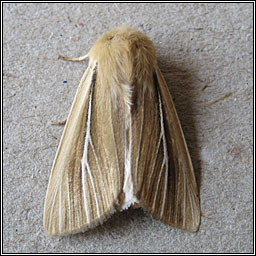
{"left": 3, "top": 3, "right": 253, "bottom": 253}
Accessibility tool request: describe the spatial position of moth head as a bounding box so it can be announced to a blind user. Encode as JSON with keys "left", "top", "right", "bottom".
{"left": 89, "top": 26, "right": 157, "bottom": 86}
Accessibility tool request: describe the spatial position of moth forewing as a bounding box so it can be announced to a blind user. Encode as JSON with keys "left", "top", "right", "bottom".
{"left": 154, "top": 66, "right": 200, "bottom": 231}
{"left": 44, "top": 26, "right": 200, "bottom": 236}
{"left": 43, "top": 62, "right": 96, "bottom": 236}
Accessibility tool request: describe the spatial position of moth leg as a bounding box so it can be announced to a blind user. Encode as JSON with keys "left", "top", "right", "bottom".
{"left": 58, "top": 54, "right": 88, "bottom": 62}
{"left": 53, "top": 54, "right": 88, "bottom": 125}
{"left": 51, "top": 120, "right": 66, "bottom": 125}
{"left": 54, "top": 54, "right": 88, "bottom": 126}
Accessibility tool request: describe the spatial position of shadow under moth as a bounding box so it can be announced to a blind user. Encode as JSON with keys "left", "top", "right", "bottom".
{"left": 44, "top": 26, "right": 200, "bottom": 236}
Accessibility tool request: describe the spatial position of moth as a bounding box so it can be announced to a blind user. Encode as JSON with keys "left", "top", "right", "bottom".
{"left": 44, "top": 26, "right": 200, "bottom": 236}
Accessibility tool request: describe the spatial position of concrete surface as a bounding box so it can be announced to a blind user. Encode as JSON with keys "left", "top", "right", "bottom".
{"left": 3, "top": 2, "right": 253, "bottom": 253}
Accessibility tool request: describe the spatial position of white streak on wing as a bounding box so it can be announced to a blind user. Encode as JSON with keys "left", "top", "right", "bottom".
{"left": 86, "top": 161, "right": 101, "bottom": 218}
{"left": 158, "top": 93, "right": 169, "bottom": 218}
{"left": 152, "top": 93, "right": 169, "bottom": 215}
{"left": 122, "top": 113, "right": 138, "bottom": 210}
{"left": 81, "top": 150, "right": 90, "bottom": 224}
{"left": 121, "top": 84, "right": 138, "bottom": 210}
{"left": 81, "top": 66, "right": 101, "bottom": 221}
{"left": 81, "top": 75, "right": 94, "bottom": 223}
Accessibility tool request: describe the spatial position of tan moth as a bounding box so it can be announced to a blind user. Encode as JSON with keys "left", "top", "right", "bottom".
{"left": 44, "top": 26, "right": 200, "bottom": 236}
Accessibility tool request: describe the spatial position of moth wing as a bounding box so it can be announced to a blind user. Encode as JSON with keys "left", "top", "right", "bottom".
{"left": 133, "top": 66, "right": 200, "bottom": 232}
{"left": 44, "top": 62, "right": 124, "bottom": 236}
